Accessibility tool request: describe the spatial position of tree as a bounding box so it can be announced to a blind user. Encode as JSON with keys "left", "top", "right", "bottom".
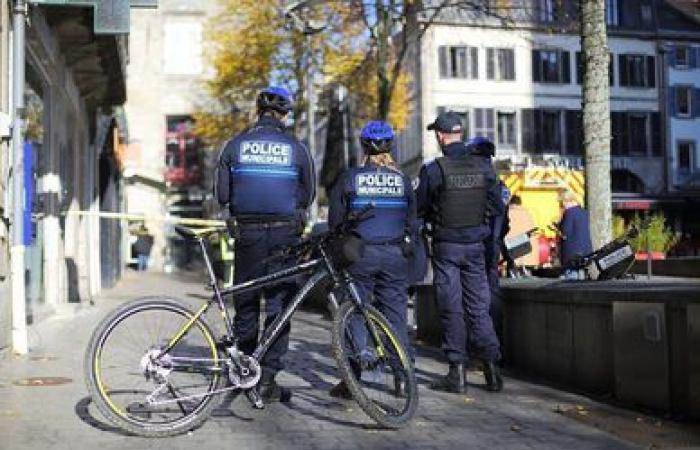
{"left": 580, "top": 0, "right": 612, "bottom": 248}
{"left": 193, "top": 0, "right": 315, "bottom": 146}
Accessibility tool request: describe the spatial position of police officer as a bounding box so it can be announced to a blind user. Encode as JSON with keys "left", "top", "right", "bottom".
{"left": 466, "top": 136, "right": 510, "bottom": 341}
{"left": 216, "top": 86, "right": 315, "bottom": 402}
{"left": 327, "top": 120, "right": 416, "bottom": 399}
{"left": 416, "top": 111, "right": 504, "bottom": 393}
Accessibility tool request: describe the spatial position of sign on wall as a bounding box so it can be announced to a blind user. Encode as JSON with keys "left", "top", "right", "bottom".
{"left": 29, "top": 0, "right": 157, "bottom": 34}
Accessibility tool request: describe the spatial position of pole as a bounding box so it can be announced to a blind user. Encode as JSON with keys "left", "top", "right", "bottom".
{"left": 10, "top": 0, "right": 28, "bottom": 355}
{"left": 306, "top": 33, "right": 318, "bottom": 224}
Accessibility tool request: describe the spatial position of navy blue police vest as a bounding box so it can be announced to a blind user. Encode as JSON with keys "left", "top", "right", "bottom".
{"left": 230, "top": 137, "right": 299, "bottom": 217}
{"left": 348, "top": 167, "right": 408, "bottom": 243}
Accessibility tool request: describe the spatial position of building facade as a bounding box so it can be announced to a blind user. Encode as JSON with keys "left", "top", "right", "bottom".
{"left": 397, "top": 0, "right": 700, "bottom": 250}
{"left": 123, "top": 0, "right": 218, "bottom": 271}
{"left": 0, "top": 1, "right": 141, "bottom": 352}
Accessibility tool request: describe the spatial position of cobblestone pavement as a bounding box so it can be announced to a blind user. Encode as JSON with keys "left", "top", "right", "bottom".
{"left": 0, "top": 271, "right": 651, "bottom": 450}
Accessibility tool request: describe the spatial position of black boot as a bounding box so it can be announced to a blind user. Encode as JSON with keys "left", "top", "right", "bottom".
{"left": 329, "top": 381, "right": 353, "bottom": 400}
{"left": 258, "top": 372, "right": 292, "bottom": 403}
{"left": 483, "top": 361, "right": 503, "bottom": 392}
{"left": 430, "top": 363, "right": 465, "bottom": 394}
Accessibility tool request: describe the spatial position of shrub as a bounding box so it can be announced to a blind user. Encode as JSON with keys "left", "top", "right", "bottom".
{"left": 612, "top": 212, "right": 679, "bottom": 253}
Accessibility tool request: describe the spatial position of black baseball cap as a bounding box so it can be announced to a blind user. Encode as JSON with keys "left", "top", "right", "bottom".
{"left": 427, "top": 111, "right": 463, "bottom": 133}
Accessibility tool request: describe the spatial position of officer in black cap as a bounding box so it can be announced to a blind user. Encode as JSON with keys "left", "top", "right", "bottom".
{"left": 416, "top": 111, "right": 504, "bottom": 393}
{"left": 216, "top": 86, "right": 315, "bottom": 402}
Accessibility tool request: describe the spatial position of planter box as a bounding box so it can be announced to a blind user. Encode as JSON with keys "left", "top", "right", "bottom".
{"left": 635, "top": 251, "right": 666, "bottom": 260}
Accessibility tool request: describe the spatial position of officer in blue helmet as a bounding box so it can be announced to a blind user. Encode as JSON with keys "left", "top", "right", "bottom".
{"left": 327, "top": 120, "right": 416, "bottom": 399}
{"left": 466, "top": 136, "right": 510, "bottom": 341}
{"left": 216, "top": 86, "right": 315, "bottom": 402}
{"left": 416, "top": 111, "right": 505, "bottom": 394}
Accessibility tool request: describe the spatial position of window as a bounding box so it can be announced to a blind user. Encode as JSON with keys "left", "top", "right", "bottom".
{"left": 606, "top": 0, "right": 619, "bottom": 26}
{"left": 619, "top": 54, "right": 655, "bottom": 88}
{"left": 474, "top": 108, "right": 495, "bottom": 143}
{"left": 675, "top": 47, "right": 690, "bottom": 68}
{"left": 611, "top": 111, "right": 661, "bottom": 156}
{"left": 532, "top": 49, "right": 570, "bottom": 83}
{"left": 497, "top": 112, "right": 516, "bottom": 147}
{"left": 538, "top": 0, "right": 556, "bottom": 22}
{"left": 576, "top": 52, "right": 614, "bottom": 85}
{"left": 628, "top": 114, "right": 649, "bottom": 155}
{"left": 677, "top": 86, "right": 692, "bottom": 117}
{"left": 438, "top": 46, "right": 478, "bottom": 79}
{"left": 678, "top": 141, "right": 695, "bottom": 172}
{"left": 521, "top": 108, "right": 564, "bottom": 154}
{"left": 163, "top": 21, "right": 203, "bottom": 75}
{"left": 487, "top": 48, "right": 515, "bottom": 81}
{"left": 540, "top": 110, "right": 562, "bottom": 153}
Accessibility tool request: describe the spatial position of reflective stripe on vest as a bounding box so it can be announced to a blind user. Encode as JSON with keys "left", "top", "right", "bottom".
{"left": 349, "top": 169, "right": 408, "bottom": 241}
{"left": 230, "top": 139, "right": 299, "bottom": 216}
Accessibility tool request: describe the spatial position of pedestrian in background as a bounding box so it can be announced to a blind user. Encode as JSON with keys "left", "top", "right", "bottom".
{"left": 416, "top": 111, "right": 504, "bottom": 394}
{"left": 216, "top": 86, "right": 315, "bottom": 402}
{"left": 327, "top": 120, "right": 416, "bottom": 399}
{"left": 558, "top": 191, "right": 593, "bottom": 278}
{"left": 133, "top": 224, "right": 154, "bottom": 271}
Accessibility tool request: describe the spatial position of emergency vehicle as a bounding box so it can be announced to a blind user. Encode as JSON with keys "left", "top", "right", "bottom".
{"left": 499, "top": 162, "right": 585, "bottom": 267}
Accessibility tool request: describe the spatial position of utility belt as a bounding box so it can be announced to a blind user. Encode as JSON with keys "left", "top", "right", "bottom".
{"left": 226, "top": 216, "right": 301, "bottom": 237}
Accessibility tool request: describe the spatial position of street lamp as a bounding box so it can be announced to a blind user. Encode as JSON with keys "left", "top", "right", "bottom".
{"left": 282, "top": 1, "right": 327, "bottom": 226}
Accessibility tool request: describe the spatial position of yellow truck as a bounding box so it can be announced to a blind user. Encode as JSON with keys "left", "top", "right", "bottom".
{"left": 500, "top": 165, "right": 585, "bottom": 266}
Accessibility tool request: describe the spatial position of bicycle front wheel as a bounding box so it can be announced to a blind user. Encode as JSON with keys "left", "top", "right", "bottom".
{"left": 84, "top": 297, "right": 224, "bottom": 437}
{"left": 331, "top": 301, "right": 418, "bottom": 428}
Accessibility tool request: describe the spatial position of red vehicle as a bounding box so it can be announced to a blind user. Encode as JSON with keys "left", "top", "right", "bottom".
{"left": 165, "top": 117, "right": 202, "bottom": 187}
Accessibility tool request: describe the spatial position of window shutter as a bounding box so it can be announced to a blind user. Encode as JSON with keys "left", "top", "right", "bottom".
{"left": 694, "top": 88, "right": 700, "bottom": 118}
{"left": 487, "top": 48, "right": 495, "bottom": 79}
{"left": 439, "top": 46, "right": 448, "bottom": 78}
{"left": 668, "top": 86, "right": 676, "bottom": 117}
{"left": 507, "top": 49, "right": 516, "bottom": 80}
{"left": 533, "top": 109, "right": 543, "bottom": 153}
{"left": 651, "top": 112, "right": 662, "bottom": 156}
{"left": 619, "top": 54, "right": 628, "bottom": 86}
{"left": 620, "top": 112, "right": 630, "bottom": 155}
{"left": 456, "top": 47, "right": 468, "bottom": 78}
{"left": 609, "top": 53, "right": 614, "bottom": 86}
{"left": 689, "top": 47, "right": 698, "bottom": 69}
{"left": 486, "top": 108, "right": 495, "bottom": 142}
{"left": 565, "top": 110, "right": 583, "bottom": 155}
{"left": 562, "top": 51, "right": 571, "bottom": 83}
{"left": 667, "top": 47, "right": 676, "bottom": 68}
{"left": 470, "top": 47, "right": 479, "bottom": 79}
{"left": 575, "top": 51, "right": 582, "bottom": 85}
{"left": 646, "top": 55, "right": 656, "bottom": 87}
{"left": 532, "top": 50, "right": 541, "bottom": 82}
{"left": 521, "top": 108, "right": 535, "bottom": 153}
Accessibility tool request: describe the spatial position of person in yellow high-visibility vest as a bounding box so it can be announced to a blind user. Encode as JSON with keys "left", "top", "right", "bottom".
{"left": 219, "top": 235, "right": 235, "bottom": 288}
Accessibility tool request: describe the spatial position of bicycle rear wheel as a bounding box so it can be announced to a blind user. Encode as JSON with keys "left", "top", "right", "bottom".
{"left": 331, "top": 301, "right": 418, "bottom": 428}
{"left": 84, "top": 297, "right": 224, "bottom": 437}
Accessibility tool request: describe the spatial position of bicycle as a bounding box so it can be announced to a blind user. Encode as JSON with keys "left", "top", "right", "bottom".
{"left": 84, "top": 207, "right": 418, "bottom": 437}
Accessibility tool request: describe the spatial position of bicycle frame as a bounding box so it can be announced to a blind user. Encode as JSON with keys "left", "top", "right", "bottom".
{"left": 160, "top": 237, "right": 342, "bottom": 360}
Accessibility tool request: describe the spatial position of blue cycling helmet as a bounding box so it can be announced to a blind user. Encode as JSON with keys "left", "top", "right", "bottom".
{"left": 360, "top": 120, "right": 395, "bottom": 155}
{"left": 257, "top": 86, "right": 293, "bottom": 114}
{"left": 466, "top": 136, "right": 495, "bottom": 157}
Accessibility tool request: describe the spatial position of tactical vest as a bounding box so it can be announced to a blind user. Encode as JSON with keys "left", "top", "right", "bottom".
{"left": 348, "top": 168, "right": 408, "bottom": 242}
{"left": 230, "top": 137, "right": 299, "bottom": 217}
{"left": 434, "top": 156, "right": 488, "bottom": 228}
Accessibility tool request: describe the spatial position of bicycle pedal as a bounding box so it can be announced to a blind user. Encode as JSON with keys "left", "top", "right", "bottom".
{"left": 245, "top": 388, "right": 265, "bottom": 409}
